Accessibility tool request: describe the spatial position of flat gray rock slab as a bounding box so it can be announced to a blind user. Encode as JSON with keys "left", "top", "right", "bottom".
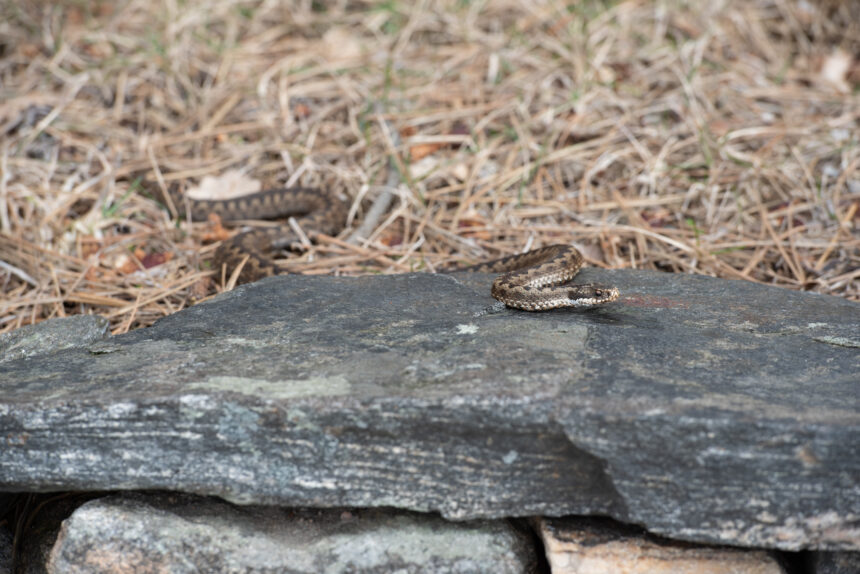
{"left": 1, "top": 270, "right": 858, "bottom": 551}
{"left": 48, "top": 494, "right": 535, "bottom": 573}
{"left": 0, "top": 315, "right": 108, "bottom": 364}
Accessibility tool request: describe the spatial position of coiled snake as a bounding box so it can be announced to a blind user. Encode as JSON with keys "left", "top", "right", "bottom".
{"left": 164, "top": 186, "right": 619, "bottom": 310}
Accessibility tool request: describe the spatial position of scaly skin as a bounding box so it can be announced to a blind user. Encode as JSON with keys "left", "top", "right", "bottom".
{"left": 163, "top": 186, "right": 619, "bottom": 308}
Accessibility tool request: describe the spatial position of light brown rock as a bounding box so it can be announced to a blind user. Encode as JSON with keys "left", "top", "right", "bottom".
{"left": 536, "top": 517, "right": 785, "bottom": 574}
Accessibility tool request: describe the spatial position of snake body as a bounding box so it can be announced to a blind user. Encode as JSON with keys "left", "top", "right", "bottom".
{"left": 457, "top": 245, "right": 619, "bottom": 310}
{"left": 165, "top": 186, "right": 619, "bottom": 309}
{"left": 166, "top": 186, "right": 347, "bottom": 285}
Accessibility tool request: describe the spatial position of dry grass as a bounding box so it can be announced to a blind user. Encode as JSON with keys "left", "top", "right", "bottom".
{"left": 1, "top": 0, "right": 858, "bottom": 334}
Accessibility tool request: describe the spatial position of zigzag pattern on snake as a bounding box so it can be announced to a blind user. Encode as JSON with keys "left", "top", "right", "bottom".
{"left": 165, "top": 185, "right": 347, "bottom": 285}
{"left": 164, "top": 186, "right": 619, "bottom": 310}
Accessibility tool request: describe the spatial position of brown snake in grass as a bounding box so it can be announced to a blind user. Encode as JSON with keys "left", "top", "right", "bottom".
{"left": 164, "top": 186, "right": 619, "bottom": 310}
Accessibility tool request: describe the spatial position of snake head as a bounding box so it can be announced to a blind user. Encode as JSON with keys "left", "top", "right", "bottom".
{"left": 568, "top": 284, "right": 620, "bottom": 306}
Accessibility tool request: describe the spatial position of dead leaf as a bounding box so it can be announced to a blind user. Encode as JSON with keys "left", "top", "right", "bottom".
{"left": 458, "top": 215, "right": 491, "bottom": 240}
{"left": 451, "top": 163, "right": 470, "bottom": 182}
{"left": 819, "top": 49, "right": 852, "bottom": 93}
{"left": 640, "top": 208, "right": 673, "bottom": 228}
{"left": 19, "top": 43, "right": 40, "bottom": 59}
{"left": 79, "top": 237, "right": 102, "bottom": 259}
{"left": 190, "top": 277, "right": 213, "bottom": 300}
{"left": 410, "top": 142, "right": 445, "bottom": 161}
{"left": 115, "top": 253, "right": 138, "bottom": 275}
{"left": 379, "top": 232, "right": 403, "bottom": 247}
{"left": 201, "top": 213, "right": 231, "bottom": 243}
{"left": 410, "top": 156, "right": 441, "bottom": 179}
{"left": 450, "top": 122, "right": 470, "bottom": 139}
{"left": 186, "top": 170, "right": 261, "bottom": 201}
{"left": 323, "top": 28, "right": 362, "bottom": 62}
{"left": 140, "top": 252, "right": 172, "bottom": 269}
{"left": 293, "top": 102, "right": 312, "bottom": 118}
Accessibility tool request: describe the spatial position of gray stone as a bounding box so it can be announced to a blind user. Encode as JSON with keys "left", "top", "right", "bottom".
{"left": 0, "top": 315, "right": 109, "bottom": 364}
{"left": 1, "top": 270, "right": 858, "bottom": 551}
{"left": 535, "top": 517, "right": 785, "bottom": 574}
{"left": 47, "top": 494, "right": 536, "bottom": 574}
{"left": 810, "top": 551, "right": 860, "bottom": 574}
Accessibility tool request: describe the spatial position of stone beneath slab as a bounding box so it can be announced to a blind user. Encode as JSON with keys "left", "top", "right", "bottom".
{"left": 47, "top": 494, "right": 536, "bottom": 574}
{"left": 1, "top": 270, "right": 858, "bottom": 551}
{"left": 535, "top": 517, "right": 785, "bottom": 574}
